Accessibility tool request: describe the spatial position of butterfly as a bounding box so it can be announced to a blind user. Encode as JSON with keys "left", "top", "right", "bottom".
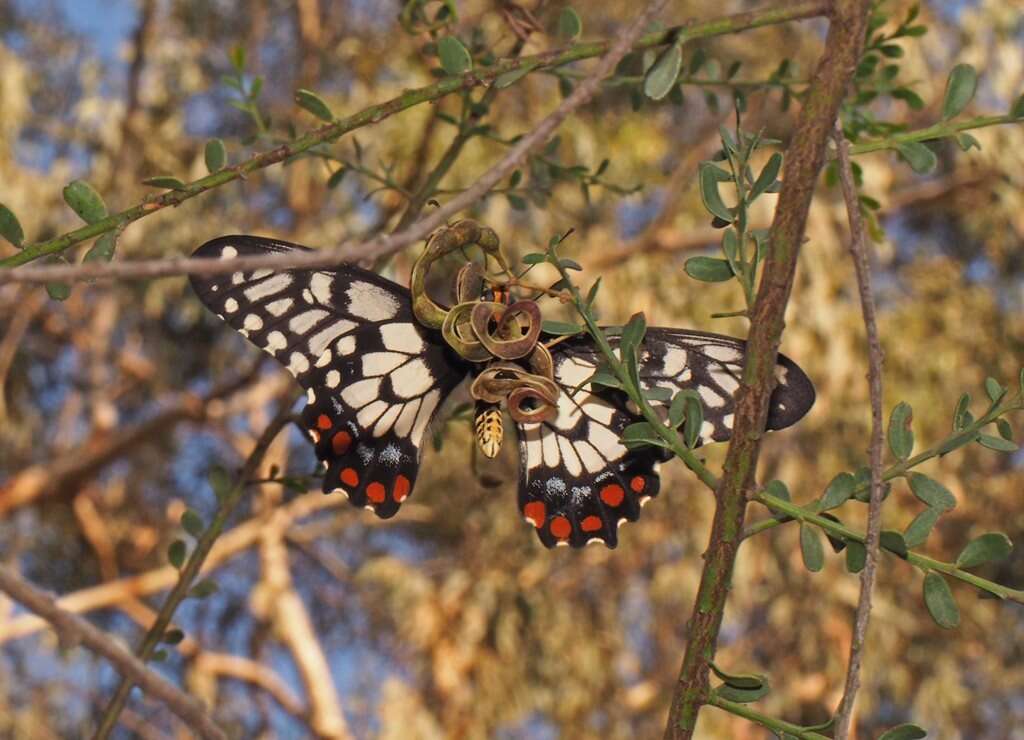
{"left": 189, "top": 235, "right": 815, "bottom": 548}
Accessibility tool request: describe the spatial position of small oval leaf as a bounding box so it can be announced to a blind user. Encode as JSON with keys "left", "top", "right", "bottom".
{"left": 684, "top": 256, "right": 734, "bottom": 283}
{"left": 897, "top": 142, "right": 937, "bottom": 174}
{"left": 820, "top": 472, "right": 856, "bottom": 510}
{"left": 294, "top": 88, "right": 335, "bottom": 122}
{"left": 181, "top": 509, "right": 205, "bottom": 538}
{"left": 167, "top": 540, "right": 187, "bottom": 569}
{"left": 0, "top": 203, "right": 25, "bottom": 247}
{"left": 942, "top": 63, "right": 977, "bottom": 120}
{"left": 643, "top": 41, "right": 682, "bottom": 101}
{"left": 62, "top": 180, "right": 108, "bottom": 224}
{"left": 923, "top": 572, "right": 960, "bottom": 629}
{"left": 955, "top": 532, "right": 1012, "bottom": 569}
{"left": 698, "top": 163, "right": 734, "bottom": 222}
{"left": 557, "top": 7, "right": 582, "bottom": 41}
{"left": 908, "top": 473, "right": 956, "bottom": 511}
{"left": 977, "top": 434, "right": 1017, "bottom": 452}
{"left": 84, "top": 233, "right": 117, "bottom": 263}
{"left": 903, "top": 507, "right": 941, "bottom": 549}
{"left": 142, "top": 176, "right": 187, "bottom": 191}
{"left": 204, "top": 138, "right": 227, "bottom": 173}
{"left": 437, "top": 36, "right": 472, "bottom": 75}
{"left": 878, "top": 724, "right": 928, "bottom": 740}
{"left": 800, "top": 523, "right": 825, "bottom": 572}
{"left": 888, "top": 401, "right": 914, "bottom": 459}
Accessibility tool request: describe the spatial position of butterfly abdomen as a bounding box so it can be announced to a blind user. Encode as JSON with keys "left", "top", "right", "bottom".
{"left": 474, "top": 401, "right": 503, "bottom": 458}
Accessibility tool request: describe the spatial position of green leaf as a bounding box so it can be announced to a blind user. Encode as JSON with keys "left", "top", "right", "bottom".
{"left": 893, "top": 87, "right": 925, "bottom": 110}
{"left": 204, "top": 138, "right": 227, "bottom": 173}
{"left": 161, "top": 628, "right": 185, "bottom": 645}
{"left": 682, "top": 394, "right": 703, "bottom": 449}
{"left": 749, "top": 153, "right": 782, "bottom": 201}
{"left": 942, "top": 63, "right": 977, "bottom": 120}
{"left": 669, "top": 389, "right": 700, "bottom": 430}
{"left": 709, "top": 662, "right": 766, "bottom": 690}
{"left": 327, "top": 167, "right": 348, "bottom": 189}
{"left": 903, "top": 507, "right": 941, "bottom": 549}
{"left": 996, "top": 418, "right": 1014, "bottom": 441}
{"left": 619, "top": 312, "right": 647, "bottom": 363}
{"left": 588, "top": 369, "right": 622, "bottom": 390}
{"left": 189, "top": 580, "right": 219, "bottom": 599}
{"left": 956, "top": 532, "right": 1013, "bottom": 569}
{"left": 896, "top": 142, "right": 937, "bottom": 174}
{"left": 887, "top": 401, "right": 914, "bottom": 459}
{"left": 557, "top": 7, "right": 582, "bottom": 41}
{"left": 880, "top": 530, "right": 908, "bottom": 558}
{"left": 698, "top": 163, "right": 734, "bottom": 222}
{"left": 800, "top": 523, "right": 825, "bottom": 572}
{"left": 541, "top": 320, "right": 584, "bottom": 336}
{"left": 62, "top": 180, "right": 108, "bottom": 223}
{"left": 167, "top": 540, "right": 187, "bottom": 569}
{"left": 908, "top": 472, "right": 956, "bottom": 511}
{"left": 0, "top": 203, "right": 24, "bottom": 247}
{"left": 229, "top": 45, "right": 246, "bottom": 71}
{"left": 84, "top": 233, "right": 117, "bottom": 263}
{"left": 684, "top": 256, "right": 733, "bottom": 283}
{"left": 181, "top": 509, "right": 205, "bottom": 538}
{"left": 643, "top": 41, "right": 682, "bottom": 101}
{"left": 621, "top": 421, "right": 667, "bottom": 449}
{"left": 953, "top": 392, "right": 972, "bottom": 431}
{"left": 977, "top": 434, "right": 1018, "bottom": 452}
{"left": 714, "top": 681, "right": 771, "bottom": 703}
{"left": 984, "top": 376, "right": 1004, "bottom": 403}
{"left": 764, "top": 479, "right": 790, "bottom": 502}
{"left": 820, "top": 472, "right": 855, "bottom": 510}
{"left": 878, "top": 724, "right": 928, "bottom": 740}
{"left": 437, "top": 36, "right": 472, "bottom": 75}
{"left": 923, "top": 572, "right": 960, "bottom": 629}
{"left": 845, "top": 540, "right": 866, "bottom": 573}
{"left": 956, "top": 132, "right": 981, "bottom": 152}
{"left": 507, "top": 193, "right": 527, "bottom": 211}
{"left": 585, "top": 278, "right": 601, "bottom": 307}
{"left": 294, "top": 88, "right": 334, "bottom": 121}
{"left": 46, "top": 282, "right": 71, "bottom": 301}
{"left": 494, "top": 67, "right": 530, "bottom": 89}
{"left": 142, "top": 176, "right": 187, "bottom": 191}
{"left": 1012, "top": 93, "right": 1024, "bottom": 119}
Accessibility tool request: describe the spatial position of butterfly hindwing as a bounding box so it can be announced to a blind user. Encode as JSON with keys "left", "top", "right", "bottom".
{"left": 516, "top": 329, "right": 815, "bottom": 548}
{"left": 190, "top": 235, "right": 470, "bottom": 517}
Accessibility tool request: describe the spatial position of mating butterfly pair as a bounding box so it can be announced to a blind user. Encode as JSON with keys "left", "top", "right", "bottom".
{"left": 190, "top": 235, "right": 815, "bottom": 548}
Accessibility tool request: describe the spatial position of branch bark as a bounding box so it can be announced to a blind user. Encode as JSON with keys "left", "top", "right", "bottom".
{"left": 0, "top": 565, "right": 225, "bottom": 740}
{"left": 663, "top": 2, "right": 872, "bottom": 738}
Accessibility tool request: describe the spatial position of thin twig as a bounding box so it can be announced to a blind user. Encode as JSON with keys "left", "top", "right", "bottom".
{"left": 0, "top": 565, "right": 226, "bottom": 740}
{"left": 0, "top": 1, "right": 831, "bottom": 281}
{"left": 93, "top": 401, "right": 298, "bottom": 738}
{"left": 830, "top": 120, "right": 887, "bottom": 740}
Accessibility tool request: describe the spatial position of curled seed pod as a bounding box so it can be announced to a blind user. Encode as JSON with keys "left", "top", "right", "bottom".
{"left": 527, "top": 342, "right": 555, "bottom": 381}
{"left": 508, "top": 384, "right": 559, "bottom": 424}
{"left": 442, "top": 302, "right": 492, "bottom": 362}
{"left": 410, "top": 220, "right": 508, "bottom": 329}
{"left": 471, "top": 300, "right": 542, "bottom": 360}
{"left": 455, "top": 262, "right": 485, "bottom": 304}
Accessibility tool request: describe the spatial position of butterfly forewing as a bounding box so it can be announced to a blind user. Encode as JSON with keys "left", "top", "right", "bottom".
{"left": 515, "top": 329, "right": 815, "bottom": 548}
{"left": 190, "top": 235, "right": 470, "bottom": 517}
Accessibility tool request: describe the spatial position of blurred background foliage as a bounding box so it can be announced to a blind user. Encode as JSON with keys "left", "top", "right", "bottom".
{"left": 0, "top": 0, "right": 1022, "bottom": 738}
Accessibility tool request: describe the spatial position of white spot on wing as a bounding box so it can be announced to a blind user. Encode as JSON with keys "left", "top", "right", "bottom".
{"left": 581, "top": 399, "right": 615, "bottom": 425}
{"left": 410, "top": 389, "right": 440, "bottom": 446}
{"left": 558, "top": 436, "right": 583, "bottom": 477}
{"left": 265, "top": 331, "right": 287, "bottom": 353}
{"left": 362, "top": 352, "right": 407, "bottom": 377}
{"left": 336, "top": 335, "right": 356, "bottom": 356}
{"left": 357, "top": 401, "right": 389, "bottom": 429}
{"left": 713, "top": 370, "right": 740, "bottom": 395}
{"left": 220, "top": 246, "right": 238, "bottom": 258}
{"left": 308, "top": 320, "right": 356, "bottom": 358}
{"left": 342, "top": 378, "right": 381, "bottom": 409}
{"left": 243, "top": 314, "right": 263, "bottom": 332}
{"left": 699, "top": 386, "right": 726, "bottom": 408}
{"left": 662, "top": 348, "right": 689, "bottom": 377}
{"left": 373, "top": 405, "right": 402, "bottom": 437}
{"left": 346, "top": 281, "right": 399, "bottom": 321}
{"left": 390, "top": 359, "right": 434, "bottom": 398}
{"left": 311, "top": 273, "right": 333, "bottom": 304}
{"left": 326, "top": 369, "right": 341, "bottom": 388}
{"left": 380, "top": 322, "right": 425, "bottom": 353}
{"left": 588, "top": 423, "right": 627, "bottom": 462}
{"left": 700, "top": 420, "right": 716, "bottom": 441}
{"left": 556, "top": 356, "right": 596, "bottom": 387}
{"left": 575, "top": 440, "right": 605, "bottom": 474}
{"left": 224, "top": 298, "right": 239, "bottom": 314}
{"left": 541, "top": 429, "right": 560, "bottom": 467}
{"left": 244, "top": 274, "right": 292, "bottom": 302}
{"left": 266, "top": 298, "right": 293, "bottom": 317}
{"left": 394, "top": 399, "right": 421, "bottom": 437}
{"left": 287, "top": 352, "right": 310, "bottom": 376}
{"left": 704, "top": 344, "right": 742, "bottom": 362}
{"left": 289, "top": 310, "right": 328, "bottom": 335}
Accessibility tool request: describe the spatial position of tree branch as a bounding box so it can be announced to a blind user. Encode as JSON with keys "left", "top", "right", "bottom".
{"left": 0, "top": 565, "right": 226, "bottom": 740}
{"left": 663, "top": 3, "right": 872, "bottom": 738}
{"left": 830, "top": 121, "right": 886, "bottom": 739}
{"left": 0, "top": 1, "right": 830, "bottom": 278}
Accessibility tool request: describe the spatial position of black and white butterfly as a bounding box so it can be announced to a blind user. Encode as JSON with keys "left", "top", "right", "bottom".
{"left": 190, "top": 235, "right": 815, "bottom": 548}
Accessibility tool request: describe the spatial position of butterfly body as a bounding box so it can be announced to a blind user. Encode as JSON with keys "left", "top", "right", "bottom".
{"left": 191, "top": 235, "right": 815, "bottom": 548}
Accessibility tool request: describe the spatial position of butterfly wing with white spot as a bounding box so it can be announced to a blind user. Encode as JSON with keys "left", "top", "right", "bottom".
{"left": 516, "top": 329, "right": 815, "bottom": 548}
{"left": 190, "top": 235, "right": 470, "bottom": 517}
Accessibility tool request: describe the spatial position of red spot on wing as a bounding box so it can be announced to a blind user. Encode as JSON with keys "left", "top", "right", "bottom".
{"left": 366, "top": 482, "right": 386, "bottom": 503}
{"left": 340, "top": 468, "right": 359, "bottom": 487}
{"left": 393, "top": 475, "right": 411, "bottom": 502}
{"left": 581, "top": 515, "right": 603, "bottom": 532}
{"left": 549, "top": 516, "right": 572, "bottom": 540}
{"left": 630, "top": 475, "right": 645, "bottom": 493}
{"left": 331, "top": 431, "right": 352, "bottom": 455}
{"left": 523, "top": 501, "right": 546, "bottom": 528}
{"left": 317, "top": 414, "right": 332, "bottom": 430}
{"left": 600, "top": 483, "right": 625, "bottom": 507}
